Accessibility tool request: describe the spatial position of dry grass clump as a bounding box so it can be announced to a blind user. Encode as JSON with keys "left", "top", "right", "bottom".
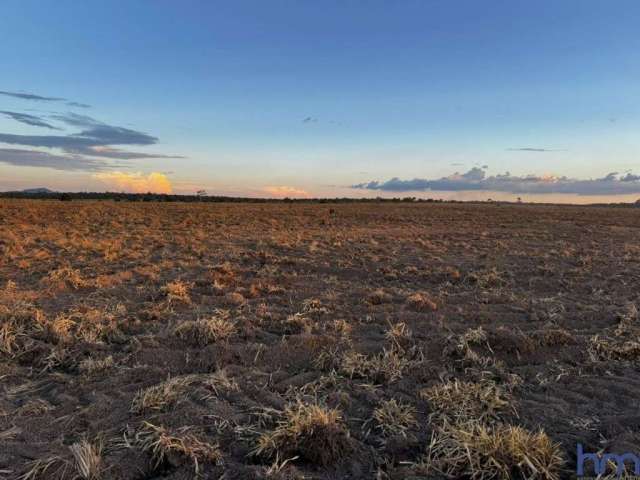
{"left": 385, "top": 321, "right": 412, "bottom": 349}
{"left": 15, "top": 399, "right": 52, "bottom": 417}
{"left": 254, "top": 401, "right": 352, "bottom": 466}
{"left": 46, "top": 309, "right": 120, "bottom": 345}
{"left": 0, "top": 306, "right": 45, "bottom": 357}
{"left": 211, "top": 262, "right": 236, "bottom": 290}
{"left": 162, "top": 280, "right": 192, "bottom": 304}
{"left": 406, "top": 292, "right": 438, "bottom": 311}
{"left": 367, "top": 288, "right": 392, "bottom": 305}
{"left": 328, "top": 318, "right": 352, "bottom": 338}
{"left": 174, "top": 315, "right": 235, "bottom": 346}
{"left": 69, "top": 439, "right": 103, "bottom": 480}
{"left": 373, "top": 399, "right": 417, "bottom": 436}
{"left": 445, "top": 327, "right": 492, "bottom": 367}
{"left": 200, "top": 369, "right": 240, "bottom": 399}
{"left": 132, "top": 422, "right": 222, "bottom": 474}
{"left": 340, "top": 348, "right": 410, "bottom": 383}
{"left": 20, "top": 438, "right": 103, "bottom": 480}
{"left": 444, "top": 327, "right": 515, "bottom": 378}
{"left": 131, "top": 375, "right": 198, "bottom": 414}
{"left": 283, "top": 313, "right": 313, "bottom": 334}
{"left": 421, "top": 380, "right": 513, "bottom": 424}
{"left": 78, "top": 355, "right": 115, "bottom": 375}
{"left": 462, "top": 326, "right": 488, "bottom": 345}
{"left": 420, "top": 422, "right": 563, "bottom": 480}
{"left": 225, "top": 291, "right": 246, "bottom": 306}
{"left": 42, "top": 267, "right": 89, "bottom": 290}
{"left": 466, "top": 267, "right": 508, "bottom": 289}
{"left": 19, "top": 455, "right": 71, "bottom": 480}
{"left": 248, "top": 280, "right": 286, "bottom": 298}
{"left": 588, "top": 334, "right": 640, "bottom": 362}
{"left": 533, "top": 327, "right": 576, "bottom": 347}
{"left": 587, "top": 305, "right": 640, "bottom": 362}
{"left": 0, "top": 316, "right": 27, "bottom": 357}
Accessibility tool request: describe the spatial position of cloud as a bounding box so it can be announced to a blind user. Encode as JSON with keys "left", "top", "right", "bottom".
{"left": 0, "top": 119, "right": 160, "bottom": 150}
{"left": 0, "top": 90, "right": 65, "bottom": 102}
{"left": 0, "top": 111, "right": 61, "bottom": 130}
{"left": 0, "top": 90, "right": 90, "bottom": 108}
{"left": 0, "top": 148, "right": 110, "bottom": 171}
{"left": 352, "top": 168, "right": 640, "bottom": 196}
{"left": 507, "top": 147, "right": 565, "bottom": 152}
{"left": 263, "top": 185, "right": 311, "bottom": 198}
{"left": 49, "top": 112, "right": 101, "bottom": 128}
{"left": 621, "top": 173, "right": 640, "bottom": 182}
{"left": 66, "top": 146, "right": 185, "bottom": 160}
{"left": 0, "top": 92, "right": 181, "bottom": 171}
{"left": 93, "top": 172, "right": 173, "bottom": 194}
{"left": 65, "top": 102, "right": 91, "bottom": 109}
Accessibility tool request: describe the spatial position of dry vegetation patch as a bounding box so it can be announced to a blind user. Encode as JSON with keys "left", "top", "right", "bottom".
{"left": 130, "top": 422, "right": 222, "bottom": 474}
{"left": 420, "top": 422, "right": 564, "bottom": 480}
{"left": 20, "top": 438, "right": 103, "bottom": 480}
{"left": 3, "top": 200, "right": 640, "bottom": 479}
{"left": 131, "top": 375, "right": 199, "bottom": 413}
{"left": 421, "top": 380, "right": 513, "bottom": 424}
{"left": 254, "top": 401, "right": 352, "bottom": 466}
{"left": 373, "top": 399, "right": 417, "bottom": 437}
{"left": 405, "top": 292, "right": 438, "bottom": 311}
{"left": 173, "top": 314, "right": 235, "bottom": 345}
{"left": 340, "top": 348, "right": 411, "bottom": 383}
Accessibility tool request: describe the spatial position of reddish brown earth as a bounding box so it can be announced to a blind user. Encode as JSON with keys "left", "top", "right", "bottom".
{"left": 1, "top": 200, "right": 639, "bottom": 479}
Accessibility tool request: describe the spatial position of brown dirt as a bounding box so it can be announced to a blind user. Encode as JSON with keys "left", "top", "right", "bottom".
{"left": 1, "top": 199, "right": 639, "bottom": 479}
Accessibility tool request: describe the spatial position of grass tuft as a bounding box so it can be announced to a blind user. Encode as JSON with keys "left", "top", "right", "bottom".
{"left": 132, "top": 421, "right": 222, "bottom": 474}
{"left": 420, "top": 422, "right": 563, "bottom": 480}
{"left": 373, "top": 399, "right": 417, "bottom": 436}
{"left": 254, "top": 401, "right": 352, "bottom": 466}
{"left": 174, "top": 314, "right": 235, "bottom": 346}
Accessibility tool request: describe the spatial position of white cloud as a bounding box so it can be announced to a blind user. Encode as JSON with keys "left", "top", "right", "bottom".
{"left": 93, "top": 171, "right": 173, "bottom": 194}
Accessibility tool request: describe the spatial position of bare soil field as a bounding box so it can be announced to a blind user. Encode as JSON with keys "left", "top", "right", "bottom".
{"left": 1, "top": 200, "right": 639, "bottom": 479}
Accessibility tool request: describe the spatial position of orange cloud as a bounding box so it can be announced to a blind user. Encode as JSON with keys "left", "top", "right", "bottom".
{"left": 263, "top": 185, "right": 311, "bottom": 198}
{"left": 93, "top": 171, "right": 172, "bottom": 194}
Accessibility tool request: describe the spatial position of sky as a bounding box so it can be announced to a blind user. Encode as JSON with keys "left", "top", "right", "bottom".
{"left": 1, "top": 0, "right": 639, "bottom": 202}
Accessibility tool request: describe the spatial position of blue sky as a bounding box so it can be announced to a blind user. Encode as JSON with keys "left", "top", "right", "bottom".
{"left": 1, "top": 0, "right": 639, "bottom": 201}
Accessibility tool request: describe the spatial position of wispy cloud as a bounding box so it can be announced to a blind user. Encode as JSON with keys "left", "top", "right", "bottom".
{"left": 66, "top": 146, "right": 184, "bottom": 160}
{"left": 352, "top": 168, "right": 640, "bottom": 196}
{"left": 0, "top": 148, "right": 111, "bottom": 171}
{"left": 0, "top": 93, "right": 182, "bottom": 171}
{"left": 65, "top": 102, "right": 91, "bottom": 109}
{"left": 507, "top": 147, "right": 565, "bottom": 152}
{"left": 0, "top": 90, "right": 90, "bottom": 108}
{"left": 0, "top": 111, "right": 60, "bottom": 130}
{"left": 0, "top": 126, "right": 156, "bottom": 149}
{"left": 93, "top": 171, "right": 173, "bottom": 194}
{"left": 0, "top": 90, "right": 65, "bottom": 102}
{"left": 49, "top": 112, "right": 101, "bottom": 128}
